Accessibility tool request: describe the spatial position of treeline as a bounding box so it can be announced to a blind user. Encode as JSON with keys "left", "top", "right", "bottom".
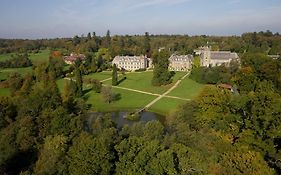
{"left": 0, "top": 53, "right": 32, "bottom": 68}
{"left": 1, "top": 30, "right": 281, "bottom": 57}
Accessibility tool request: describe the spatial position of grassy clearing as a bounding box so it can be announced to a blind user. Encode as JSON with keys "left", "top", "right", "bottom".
{"left": 0, "top": 49, "right": 50, "bottom": 64}
{"left": 0, "top": 88, "right": 10, "bottom": 96}
{"left": 0, "top": 53, "right": 14, "bottom": 61}
{"left": 83, "top": 71, "right": 113, "bottom": 81}
{"left": 29, "top": 49, "right": 50, "bottom": 64}
{"left": 149, "top": 97, "right": 187, "bottom": 115}
{"left": 85, "top": 87, "right": 156, "bottom": 112}
{"left": 0, "top": 50, "right": 50, "bottom": 81}
{"left": 168, "top": 77, "right": 205, "bottom": 99}
{"left": 103, "top": 71, "right": 186, "bottom": 94}
{"left": 0, "top": 67, "right": 33, "bottom": 81}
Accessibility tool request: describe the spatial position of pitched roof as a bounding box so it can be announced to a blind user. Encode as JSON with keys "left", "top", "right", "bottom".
{"left": 169, "top": 54, "right": 193, "bottom": 61}
{"left": 210, "top": 51, "right": 238, "bottom": 60}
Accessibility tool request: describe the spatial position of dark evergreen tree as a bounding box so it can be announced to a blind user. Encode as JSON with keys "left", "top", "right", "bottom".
{"left": 152, "top": 50, "right": 172, "bottom": 86}
{"left": 105, "top": 30, "right": 111, "bottom": 48}
{"left": 75, "top": 66, "right": 83, "bottom": 97}
{"left": 112, "top": 64, "right": 118, "bottom": 86}
{"left": 144, "top": 32, "right": 151, "bottom": 57}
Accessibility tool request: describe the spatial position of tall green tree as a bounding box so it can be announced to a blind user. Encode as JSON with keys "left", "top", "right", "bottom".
{"left": 112, "top": 64, "right": 118, "bottom": 86}
{"left": 152, "top": 49, "right": 172, "bottom": 86}
{"left": 105, "top": 30, "right": 111, "bottom": 48}
{"left": 75, "top": 66, "right": 83, "bottom": 97}
{"left": 144, "top": 32, "right": 151, "bottom": 57}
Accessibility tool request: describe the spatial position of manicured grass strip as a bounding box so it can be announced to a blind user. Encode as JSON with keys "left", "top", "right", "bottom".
{"left": 103, "top": 71, "right": 186, "bottom": 94}
{"left": 85, "top": 88, "right": 156, "bottom": 112}
{"left": 149, "top": 97, "right": 187, "bottom": 116}
{"left": 168, "top": 77, "right": 205, "bottom": 99}
{"left": 0, "top": 67, "right": 33, "bottom": 81}
{"left": 0, "top": 88, "right": 10, "bottom": 96}
{"left": 83, "top": 71, "right": 113, "bottom": 81}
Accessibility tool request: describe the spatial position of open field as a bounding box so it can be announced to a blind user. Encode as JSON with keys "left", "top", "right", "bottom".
{"left": 149, "top": 97, "right": 186, "bottom": 115}
{"left": 0, "top": 88, "right": 10, "bottom": 96}
{"left": 85, "top": 88, "right": 156, "bottom": 112}
{"left": 83, "top": 71, "right": 113, "bottom": 81}
{"left": 167, "top": 78, "right": 205, "bottom": 99}
{"left": 0, "top": 50, "right": 50, "bottom": 81}
{"left": 0, "top": 67, "right": 33, "bottom": 81}
{"left": 0, "top": 49, "right": 50, "bottom": 63}
{"left": 29, "top": 49, "right": 50, "bottom": 64}
{"left": 103, "top": 71, "right": 186, "bottom": 94}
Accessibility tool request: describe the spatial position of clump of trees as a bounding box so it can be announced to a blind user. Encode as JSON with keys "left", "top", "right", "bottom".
{"left": 0, "top": 53, "right": 32, "bottom": 68}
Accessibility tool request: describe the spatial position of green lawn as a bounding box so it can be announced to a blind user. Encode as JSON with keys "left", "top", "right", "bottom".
{"left": 29, "top": 49, "right": 50, "bottom": 64}
{"left": 149, "top": 97, "right": 187, "bottom": 115}
{"left": 103, "top": 71, "right": 186, "bottom": 94}
{"left": 0, "top": 53, "right": 14, "bottom": 61}
{"left": 85, "top": 87, "right": 156, "bottom": 112}
{"left": 83, "top": 71, "right": 113, "bottom": 81}
{"left": 0, "top": 49, "right": 50, "bottom": 64}
{"left": 0, "top": 88, "right": 10, "bottom": 96}
{"left": 0, "top": 67, "right": 33, "bottom": 81}
{"left": 168, "top": 77, "right": 205, "bottom": 99}
{"left": 0, "top": 50, "right": 50, "bottom": 81}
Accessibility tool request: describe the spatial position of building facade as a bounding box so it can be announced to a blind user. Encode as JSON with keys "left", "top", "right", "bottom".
{"left": 169, "top": 54, "right": 193, "bottom": 71}
{"left": 198, "top": 47, "right": 239, "bottom": 67}
{"left": 63, "top": 53, "right": 86, "bottom": 64}
{"left": 112, "top": 55, "right": 152, "bottom": 71}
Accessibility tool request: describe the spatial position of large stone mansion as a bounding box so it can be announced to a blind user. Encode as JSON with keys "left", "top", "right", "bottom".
{"left": 113, "top": 47, "right": 238, "bottom": 71}
{"left": 112, "top": 55, "right": 153, "bottom": 71}
{"left": 196, "top": 46, "right": 239, "bottom": 67}
{"left": 169, "top": 54, "right": 193, "bottom": 71}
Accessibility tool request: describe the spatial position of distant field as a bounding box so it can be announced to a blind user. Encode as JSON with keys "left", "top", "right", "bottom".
{"left": 0, "top": 49, "right": 50, "bottom": 64}
{"left": 0, "top": 67, "right": 33, "bottom": 81}
{"left": 0, "top": 88, "right": 10, "bottom": 96}
{"left": 168, "top": 78, "right": 205, "bottom": 99}
{"left": 29, "top": 49, "right": 50, "bottom": 64}
{"left": 0, "top": 49, "right": 50, "bottom": 81}
{"left": 103, "top": 71, "right": 186, "bottom": 94}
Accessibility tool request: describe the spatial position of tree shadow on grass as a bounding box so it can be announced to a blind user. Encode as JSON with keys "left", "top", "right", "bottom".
{"left": 113, "top": 93, "right": 121, "bottom": 102}
{"left": 117, "top": 76, "right": 126, "bottom": 85}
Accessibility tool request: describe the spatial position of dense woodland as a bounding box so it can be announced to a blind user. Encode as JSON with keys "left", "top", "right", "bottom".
{"left": 0, "top": 31, "right": 281, "bottom": 174}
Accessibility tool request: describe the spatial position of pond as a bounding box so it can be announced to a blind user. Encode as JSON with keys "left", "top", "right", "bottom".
{"left": 87, "top": 111, "right": 165, "bottom": 129}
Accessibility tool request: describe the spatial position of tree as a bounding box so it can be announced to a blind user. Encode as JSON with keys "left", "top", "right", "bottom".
{"left": 112, "top": 64, "right": 118, "bottom": 86}
{"left": 8, "top": 72, "right": 23, "bottom": 95}
{"left": 34, "top": 135, "right": 68, "bottom": 175}
{"left": 101, "top": 86, "right": 114, "bottom": 103}
{"left": 74, "top": 66, "right": 83, "bottom": 97}
{"left": 105, "top": 30, "right": 111, "bottom": 48}
{"left": 143, "top": 32, "right": 151, "bottom": 57}
{"left": 87, "top": 32, "right": 91, "bottom": 41}
{"left": 92, "top": 79, "right": 102, "bottom": 93}
{"left": 152, "top": 49, "right": 172, "bottom": 86}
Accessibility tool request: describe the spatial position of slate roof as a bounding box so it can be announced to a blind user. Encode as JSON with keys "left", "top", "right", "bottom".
{"left": 210, "top": 51, "right": 237, "bottom": 60}
{"left": 169, "top": 54, "right": 193, "bottom": 61}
